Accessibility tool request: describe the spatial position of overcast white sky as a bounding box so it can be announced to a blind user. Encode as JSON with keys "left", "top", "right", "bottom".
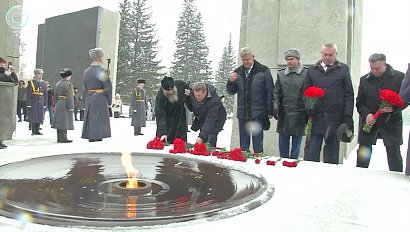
{"left": 16, "top": 0, "right": 410, "bottom": 78}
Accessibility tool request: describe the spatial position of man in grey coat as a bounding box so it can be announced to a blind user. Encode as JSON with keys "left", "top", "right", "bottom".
{"left": 81, "top": 48, "right": 112, "bottom": 142}
{"left": 52, "top": 68, "right": 74, "bottom": 143}
{"left": 131, "top": 79, "right": 147, "bottom": 136}
{"left": 273, "top": 49, "right": 307, "bottom": 159}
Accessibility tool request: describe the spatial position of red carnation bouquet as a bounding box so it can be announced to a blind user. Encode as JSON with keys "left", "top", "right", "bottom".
{"left": 189, "top": 143, "right": 211, "bottom": 156}
{"left": 169, "top": 138, "right": 187, "bottom": 154}
{"left": 303, "top": 86, "right": 325, "bottom": 135}
{"left": 147, "top": 137, "right": 165, "bottom": 150}
{"left": 363, "top": 89, "right": 404, "bottom": 133}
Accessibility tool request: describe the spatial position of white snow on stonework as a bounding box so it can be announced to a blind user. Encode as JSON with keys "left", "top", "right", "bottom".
{"left": 0, "top": 117, "right": 409, "bottom": 231}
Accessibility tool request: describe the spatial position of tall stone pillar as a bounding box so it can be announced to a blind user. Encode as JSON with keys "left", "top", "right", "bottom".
{"left": 231, "top": 0, "right": 362, "bottom": 162}
{"left": 0, "top": 82, "right": 17, "bottom": 141}
{"left": 0, "top": 0, "right": 24, "bottom": 71}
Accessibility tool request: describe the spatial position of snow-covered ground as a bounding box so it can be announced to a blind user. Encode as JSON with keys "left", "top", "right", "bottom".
{"left": 0, "top": 117, "right": 409, "bottom": 231}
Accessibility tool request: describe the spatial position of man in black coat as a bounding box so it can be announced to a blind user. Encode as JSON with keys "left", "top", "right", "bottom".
{"left": 191, "top": 82, "right": 227, "bottom": 147}
{"left": 356, "top": 53, "right": 405, "bottom": 172}
{"left": 226, "top": 47, "right": 274, "bottom": 153}
{"left": 155, "top": 76, "right": 193, "bottom": 143}
{"left": 303, "top": 43, "right": 354, "bottom": 164}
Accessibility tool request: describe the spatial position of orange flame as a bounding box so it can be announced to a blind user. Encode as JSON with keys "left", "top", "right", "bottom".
{"left": 121, "top": 152, "right": 139, "bottom": 189}
{"left": 126, "top": 177, "right": 138, "bottom": 189}
{"left": 126, "top": 197, "right": 138, "bottom": 218}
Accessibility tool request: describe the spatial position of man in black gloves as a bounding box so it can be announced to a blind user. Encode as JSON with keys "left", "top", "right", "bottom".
{"left": 302, "top": 43, "right": 354, "bottom": 164}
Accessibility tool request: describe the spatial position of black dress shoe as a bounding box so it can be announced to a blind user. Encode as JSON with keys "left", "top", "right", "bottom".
{"left": 58, "top": 140, "right": 73, "bottom": 143}
{"left": 0, "top": 141, "right": 7, "bottom": 148}
{"left": 0, "top": 146, "right": 6, "bottom": 149}
{"left": 138, "top": 133, "right": 144, "bottom": 135}
{"left": 89, "top": 139, "right": 102, "bottom": 142}
{"left": 18, "top": 119, "right": 22, "bottom": 122}
{"left": 35, "top": 132, "right": 43, "bottom": 135}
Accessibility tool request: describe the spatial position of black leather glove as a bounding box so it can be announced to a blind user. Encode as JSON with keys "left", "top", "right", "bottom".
{"left": 272, "top": 109, "right": 279, "bottom": 120}
{"left": 344, "top": 116, "right": 354, "bottom": 130}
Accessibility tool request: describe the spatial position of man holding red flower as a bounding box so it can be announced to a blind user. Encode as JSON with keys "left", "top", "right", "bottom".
{"left": 356, "top": 53, "right": 405, "bottom": 172}
{"left": 302, "top": 43, "right": 354, "bottom": 164}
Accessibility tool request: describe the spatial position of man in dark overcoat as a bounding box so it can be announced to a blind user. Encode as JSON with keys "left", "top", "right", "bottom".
{"left": 27, "top": 69, "right": 48, "bottom": 135}
{"left": 155, "top": 76, "right": 193, "bottom": 143}
{"left": 191, "top": 82, "right": 227, "bottom": 147}
{"left": 356, "top": 53, "right": 405, "bottom": 172}
{"left": 302, "top": 43, "right": 354, "bottom": 164}
{"left": 81, "top": 48, "right": 112, "bottom": 142}
{"left": 131, "top": 79, "right": 147, "bottom": 135}
{"left": 226, "top": 47, "right": 274, "bottom": 153}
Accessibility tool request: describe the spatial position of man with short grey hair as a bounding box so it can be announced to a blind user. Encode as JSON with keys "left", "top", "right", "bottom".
{"left": 273, "top": 48, "right": 307, "bottom": 159}
{"left": 227, "top": 47, "right": 274, "bottom": 153}
{"left": 356, "top": 53, "right": 405, "bottom": 172}
{"left": 303, "top": 43, "right": 354, "bottom": 164}
{"left": 81, "top": 48, "right": 112, "bottom": 142}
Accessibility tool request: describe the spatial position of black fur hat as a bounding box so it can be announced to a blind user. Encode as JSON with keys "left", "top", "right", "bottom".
{"left": 59, "top": 68, "right": 72, "bottom": 78}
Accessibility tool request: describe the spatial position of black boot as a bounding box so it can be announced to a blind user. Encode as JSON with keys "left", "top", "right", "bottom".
{"left": 0, "top": 140, "right": 7, "bottom": 148}
{"left": 58, "top": 130, "right": 72, "bottom": 143}
{"left": 57, "top": 129, "right": 63, "bottom": 142}
{"left": 137, "top": 127, "right": 144, "bottom": 135}
{"left": 35, "top": 123, "right": 43, "bottom": 135}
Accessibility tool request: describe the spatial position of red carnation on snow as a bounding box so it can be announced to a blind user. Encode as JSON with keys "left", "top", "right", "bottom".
{"left": 266, "top": 160, "right": 276, "bottom": 166}
{"left": 282, "top": 160, "right": 298, "bottom": 167}
{"left": 147, "top": 137, "right": 165, "bottom": 150}
{"left": 169, "top": 138, "right": 187, "bottom": 154}
{"left": 189, "top": 143, "right": 211, "bottom": 156}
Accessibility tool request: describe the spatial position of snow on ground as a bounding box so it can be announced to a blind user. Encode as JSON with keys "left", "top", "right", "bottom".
{"left": 0, "top": 116, "right": 409, "bottom": 231}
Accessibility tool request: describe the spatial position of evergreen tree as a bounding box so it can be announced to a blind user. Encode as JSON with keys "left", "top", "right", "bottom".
{"left": 171, "top": 0, "right": 212, "bottom": 83}
{"left": 214, "top": 34, "right": 236, "bottom": 113}
{"left": 116, "top": 0, "right": 133, "bottom": 103}
{"left": 117, "top": 0, "right": 161, "bottom": 103}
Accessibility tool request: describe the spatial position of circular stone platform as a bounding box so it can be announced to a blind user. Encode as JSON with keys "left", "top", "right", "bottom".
{"left": 0, "top": 153, "right": 273, "bottom": 227}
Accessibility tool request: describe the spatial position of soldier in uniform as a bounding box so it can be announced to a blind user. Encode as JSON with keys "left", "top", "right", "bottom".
{"left": 112, "top": 93, "right": 122, "bottom": 118}
{"left": 131, "top": 79, "right": 147, "bottom": 136}
{"left": 273, "top": 48, "right": 307, "bottom": 159}
{"left": 81, "top": 48, "right": 112, "bottom": 142}
{"left": 52, "top": 68, "right": 74, "bottom": 143}
{"left": 27, "top": 69, "right": 48, "bottom": 135}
